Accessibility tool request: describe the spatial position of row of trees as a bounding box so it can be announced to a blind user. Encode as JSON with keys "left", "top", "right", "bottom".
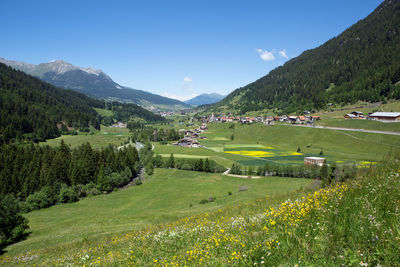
{"left": 164, "top": 154, "right": 225, "bottom": 173}
{"left": 129, "top": 126, "right": 182, "bottom": 143}
{"left": 231, "top": 162, "right": 358, "bottom": 183}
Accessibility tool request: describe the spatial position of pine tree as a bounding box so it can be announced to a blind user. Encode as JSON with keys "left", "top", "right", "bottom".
{"left": 167, "top": 154, "right": 175, "bottom": 168}
{"left": 96, "top": 165, "right": 110, "bottom": 192}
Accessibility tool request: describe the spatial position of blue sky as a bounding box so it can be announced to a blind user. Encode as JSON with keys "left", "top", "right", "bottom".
{"left": 0, "top": 0, "right": 382, "bottom": 101}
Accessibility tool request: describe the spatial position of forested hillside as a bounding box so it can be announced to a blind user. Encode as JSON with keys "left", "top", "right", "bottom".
{"left": 0, "top": 63, "right": 165, "bottom": 144}
{"left": 217, "top": 0, "right": 400, "bottom": 113}
{"left": 0, "top": 63, "right": 103, "bottom": 144}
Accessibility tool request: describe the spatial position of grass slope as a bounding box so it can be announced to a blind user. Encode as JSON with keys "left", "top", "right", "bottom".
{"left": 2, "top": 169, "right": 311, "bottom": 259}
{"left": 314, "top": 101, "right": 400, "bottom": 132}
{"left": 4, "top": 164, "right": 398, "bottom": 266}
{"left": 40, "top": 126, "right": 130, "bottom": 149}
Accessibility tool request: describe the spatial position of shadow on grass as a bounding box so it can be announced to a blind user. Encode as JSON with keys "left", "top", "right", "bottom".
{"left": 0, "top": 231, "right": 31, "bottom": 255}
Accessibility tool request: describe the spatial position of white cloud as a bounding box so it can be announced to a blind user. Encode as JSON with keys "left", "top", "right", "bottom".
{"left": 279, "top": 49, "right": 288, "bottom": 59}
{"left": 256, "top": 48, "right": 275, "bottom": 61}
{"left": 183, "top": 76, "right": 192, "bottom": 82}
{"left": 161, "top": 92, "right": 198, "bottom": 101}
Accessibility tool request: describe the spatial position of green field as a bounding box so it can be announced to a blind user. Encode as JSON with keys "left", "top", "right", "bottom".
{"left": 202, "top": 123, "right": 400, "bottom": 165}
{"left": 3, "top": 169, "right": 311, "bottom": 259}
{"left": 93, "top": 107, "right": 115, "bottom": 117}
{"left": 40, "top": 126, "right": 131, "bottom": 149}
{"left": 152, "top": 123, "right": 400, "bottom": 167}
{"left": 42, "top": 121, "right": 400, "bottom": 167}
{"left": 316, "top": 118, "right": 400, "bottom": 132}
{"left": 314, "top": 101, "right": 400, "bottom": 132}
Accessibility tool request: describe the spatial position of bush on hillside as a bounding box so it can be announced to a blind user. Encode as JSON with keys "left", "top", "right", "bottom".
{"left": 24, "top": 186, "right": 57, "bottom": 211}
{"left": 59, "top": 186, "right": 79, "bottom": 203}
{"left": 0, "top": 194, "right": 29, "bottom": 249}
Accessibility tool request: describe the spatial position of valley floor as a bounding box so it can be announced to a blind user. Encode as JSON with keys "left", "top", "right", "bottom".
{"left": 0, "top": 169, "right": 311, "bottom": 263}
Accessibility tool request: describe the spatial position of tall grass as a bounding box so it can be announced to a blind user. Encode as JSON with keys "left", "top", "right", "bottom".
{"left": 1, "top": 162, "right": 399, "bottom": 266}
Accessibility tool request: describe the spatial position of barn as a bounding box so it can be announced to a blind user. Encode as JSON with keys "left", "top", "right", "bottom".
{"left": 304, "top": 157, "right": 325, "bottom": 166}
{"left": 368, "top": 112, "right": 400, "bottom": 122}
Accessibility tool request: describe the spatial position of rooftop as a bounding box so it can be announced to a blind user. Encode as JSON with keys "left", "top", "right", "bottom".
{"left": 369, "top": 112, "right": 400, "bottom": 117}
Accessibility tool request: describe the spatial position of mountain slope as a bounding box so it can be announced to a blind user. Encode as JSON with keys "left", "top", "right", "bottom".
{"left": 0, "top": 59, "right": 189, "bottom": 111}
{"left": 0, "top": 62, "right": 103, "bottom": 143}
{"left": 184, "top": 93, "right": 225, "bottom": 106}
{"left": 0, "top": 63, "right": 165, "bottom": 144}
{"left": 217, "top": 0, "right": 400, "bottom": 114}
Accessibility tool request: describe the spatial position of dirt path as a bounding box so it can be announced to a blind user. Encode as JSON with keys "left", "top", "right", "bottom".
{"left": 222, "top": 168, "right": 263, "bottom": 179}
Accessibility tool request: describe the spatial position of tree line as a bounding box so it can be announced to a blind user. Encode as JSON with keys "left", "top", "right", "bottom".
{"left": 129, "top": 125, "right": 182, "bottom": 143}
{"left": 162, "top": 154, "right": 225, "bottom": 173}
{"left": 230, "top": 162, "right": 358, "bottom": 184}
{"left": 0, "top": 141, "right": 139, "bottom": 201}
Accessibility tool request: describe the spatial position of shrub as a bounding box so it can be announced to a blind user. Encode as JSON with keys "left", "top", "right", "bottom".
{"left": 0, "top": 194, "right": 29, "bottom": 249}
{"left": 135, "top": 179, "right": 142, "bottom": 186}
{"left": 25, "top": 186, "right": 57, "bottom": 211}
{"left": 73, "top": 184, "right": 86, "bottom": 198}
{"left": 181, "top": 163, "right": 192, "bottom": 170}
{"left": 59, "top": 186, "right": 79, "bottom": 203}
{"left": 83, "top": 182, "right": 101, "bottom": 196}
{"left": 199, "top": 199, "right": 209, "bottom": 204}
{"left": 228, "top": 191, "right": 232, "bottom": 195}
{"left": 146, "top": 162, "right": 154, "bottom": 175}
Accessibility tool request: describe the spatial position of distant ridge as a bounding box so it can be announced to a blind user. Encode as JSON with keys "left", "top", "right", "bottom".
{"left": 0, "top": 58, "right": 190, "bottom": 111}
{"left": 184, "top": 93, "right": 225, "bottom": 106}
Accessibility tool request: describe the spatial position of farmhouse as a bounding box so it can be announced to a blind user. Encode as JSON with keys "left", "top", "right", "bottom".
{"left": 304, "top": 157, "right": 325, "bottom": 166}
{"left": 344, "top": 111, "right": 364, "bottom": 119}
{"left": 368, "top": 112, "right": 400, "bottom": 122}
{"left": 174, "top": 137, "right": 200, "bottom": 148}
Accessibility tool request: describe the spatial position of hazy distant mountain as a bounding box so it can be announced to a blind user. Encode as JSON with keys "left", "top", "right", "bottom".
{"left": 184, "top": 93, "right": 225, "bottom": 106}
{"left": 0, "top": 58, "right": 189, "bottom": 111}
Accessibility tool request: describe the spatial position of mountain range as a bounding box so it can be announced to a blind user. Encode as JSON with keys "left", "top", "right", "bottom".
{"left": 215, "top": 0, "right": 400, "bottom": 114}
{"left": 0, "top": 58, "right": 190, "bottom": 111}
{"left": 184, "top": 93, "right": 225, "bottom": 106}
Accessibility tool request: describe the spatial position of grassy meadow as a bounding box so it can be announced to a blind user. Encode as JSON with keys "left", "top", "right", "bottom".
{"left": 40, "top": 126, "right": 131, "bottom": 149}
{"left": 1, "top": 169, "right": 311, "bottom": 261}
{"left": 2, "top": 163, "right": 398, "bottom": 266}
{"left": 314, "top": 100, "right": 400, "bottom": 132}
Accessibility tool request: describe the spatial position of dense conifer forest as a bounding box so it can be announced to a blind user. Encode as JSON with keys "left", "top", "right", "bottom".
{"left": 217, "top": 0, "right": 400, "bottom": 113}
{"left": 0, "top": 141, "right": 139, "bottom": 199}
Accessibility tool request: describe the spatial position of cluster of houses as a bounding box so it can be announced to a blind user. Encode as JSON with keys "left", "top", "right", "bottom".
{"left": 197, "top": 113, "right": 321, "bottom": 125}
{"left": 344, "top": 111, "right": 400, "bottom": 122}
{"left": 173, "top": 123, "right": 208, "bottom": 148}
